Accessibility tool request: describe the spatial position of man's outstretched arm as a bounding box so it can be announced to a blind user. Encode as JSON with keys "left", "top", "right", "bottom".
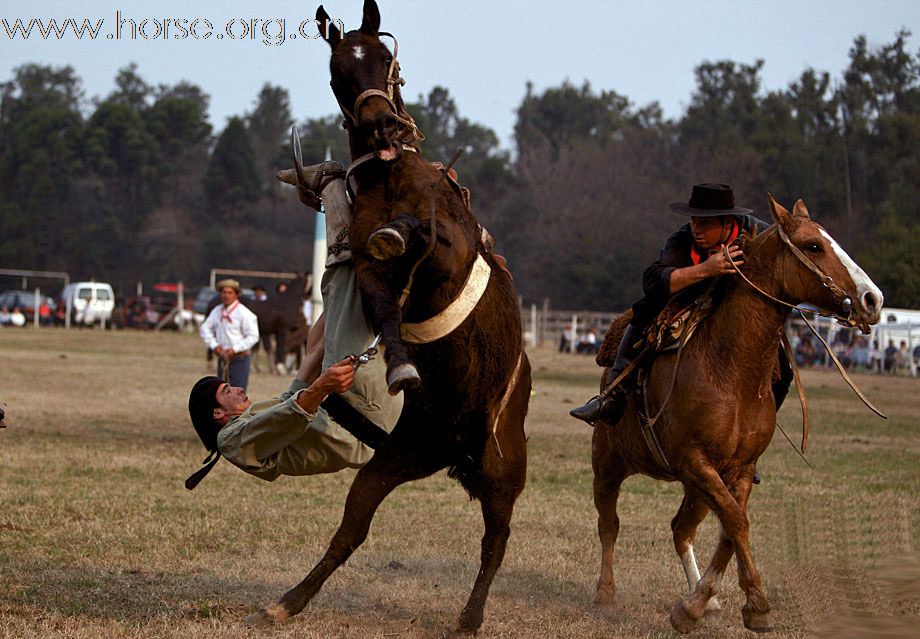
{"left": 296, "top": 313, "right": 326, "bottom": 386}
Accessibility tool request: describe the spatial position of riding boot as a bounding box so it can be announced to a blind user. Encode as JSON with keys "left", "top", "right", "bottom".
{"left": 569, "top": 324, "right": 643, "bottom": 426}
{"left": 367, "top": 214, "right": 421, "bottom": 260}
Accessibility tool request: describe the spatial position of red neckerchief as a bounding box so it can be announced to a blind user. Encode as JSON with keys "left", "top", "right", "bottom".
{"left": 220, "top": 300, "right": 239, "bottom": 323}
{"left": 690, "top": 220, "right": 740, "bottom": 265}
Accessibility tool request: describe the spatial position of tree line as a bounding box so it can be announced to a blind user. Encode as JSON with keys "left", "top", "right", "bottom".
{"left": 1, "top": 31, "right": 918, "bottom": 309}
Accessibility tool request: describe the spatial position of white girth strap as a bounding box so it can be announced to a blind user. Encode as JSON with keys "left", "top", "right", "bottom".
{"left": 400, "top": 253, "right": 491, "bottom": 344}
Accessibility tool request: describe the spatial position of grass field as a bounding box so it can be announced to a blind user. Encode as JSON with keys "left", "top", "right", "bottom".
{"left": 1, "top": 328, "right": 918, "bottom": 638}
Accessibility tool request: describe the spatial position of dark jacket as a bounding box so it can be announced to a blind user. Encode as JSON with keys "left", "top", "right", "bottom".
{"left": 631, "top": 214, "right": 769, "bottom": 327}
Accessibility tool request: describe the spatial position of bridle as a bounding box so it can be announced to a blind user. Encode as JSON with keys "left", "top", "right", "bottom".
{"left": 727, "top": 223, "right": 885, "bottom": 421}
{"left": 727, "top": 224, "right": 855, "bottom": 327}
{"left": 332, "top": 32, "right": 424, "bottom": 146}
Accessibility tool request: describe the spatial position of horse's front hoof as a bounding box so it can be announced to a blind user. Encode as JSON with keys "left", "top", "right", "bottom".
{"left": 742, "top": 607, "right": 773, "bottom": 632}
{"left": 245, "top": 603, "right": 288, "bottom": 627}
{"left": 245, "top": 610, "right": 274, "bottom": 627}
{"left": 368, "top": 227, "right": 407, "bottom": 260}
{"left": 387, "top": 362, "right": 421, "bottom": 395}
{"left": 453, "top": 607, "right": 483, "bottom": 635}
{"left": 669, "top": 600, "right": 700, "bottom": 634}
{"left": 593, "top": 582, "right": 617, "bottom": 607}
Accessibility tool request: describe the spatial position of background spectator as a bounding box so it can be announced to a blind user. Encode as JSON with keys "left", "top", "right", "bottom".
{"left": 9, "top": 307, "right": 25, "bottom": 327}
{"left": 883, "top": 339, "right": 898, "bottom": 373}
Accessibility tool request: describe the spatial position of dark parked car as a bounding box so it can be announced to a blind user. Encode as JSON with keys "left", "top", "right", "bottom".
{"left": 0, "top": 290, "right": 56, "bottom": 324}
{"left": 192, "top": 288, "right": 220, "bottom": 315}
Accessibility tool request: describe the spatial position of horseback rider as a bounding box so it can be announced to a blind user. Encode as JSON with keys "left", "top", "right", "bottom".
{"left": 570, "top": 183, "right": 793, "bottom": 426}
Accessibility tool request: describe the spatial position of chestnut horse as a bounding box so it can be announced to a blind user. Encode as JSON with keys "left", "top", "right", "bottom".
{"left": 245, "top": 1, "right": 530, "bottom": 633}
{"left": 592, "top": 195, "right": 883, "bottom": 633}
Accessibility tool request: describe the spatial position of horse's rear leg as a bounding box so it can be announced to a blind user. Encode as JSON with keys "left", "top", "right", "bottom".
{"left": 457, "top": 380, "right": 529, "bottom": 633}
{"left": 245, "top": 446, "right": 444, "bottom": 626}
{"left": 455, "top": 473, "right": 522, "bottom": 633}
{"left": 274, "top": 328, "right": 288, "bottom": 374}
{"left": 671, "top": 489, "right": 721, "bottom": 615}
{"left": 592, "top": 430, "right": 629, "bottom": 606}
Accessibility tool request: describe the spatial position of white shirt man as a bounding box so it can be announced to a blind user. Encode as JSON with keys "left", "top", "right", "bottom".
{"left": 199, "top": 279, "right": 260, "bottom": 389}
{"left": 9, "top": 308, "right": 26, "bottom": 327}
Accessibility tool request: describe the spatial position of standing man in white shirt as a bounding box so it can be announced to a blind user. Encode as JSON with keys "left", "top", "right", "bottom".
{"left": 199, "top": 279, "right": 260, "bottom": 390}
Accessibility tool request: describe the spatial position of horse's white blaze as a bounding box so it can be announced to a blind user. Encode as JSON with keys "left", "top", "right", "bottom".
{"left": 353, "top": 46, "right": 365, "bottom": 60}
{"left": 820, "top": 229, "right": 884, "bottom": 310}
{"left": 681, "top": 547, "right": 702, "bottom": 591}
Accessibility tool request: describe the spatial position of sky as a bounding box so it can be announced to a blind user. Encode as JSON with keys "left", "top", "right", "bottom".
{"left": 3, "top": 1, "right": 919, "bottom": 149}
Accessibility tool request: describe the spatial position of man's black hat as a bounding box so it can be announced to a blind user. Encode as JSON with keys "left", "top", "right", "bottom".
{"left": 669, "top": 183, "right": 752, "bottom": 217}
{"left": 186, "top": 376, "right": 223, "bottom": 490}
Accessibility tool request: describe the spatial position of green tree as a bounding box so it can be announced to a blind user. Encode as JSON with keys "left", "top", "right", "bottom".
{"left": 0, "top": 64, "right": 84, "bottom": 270}
{"left": 247, "top": 84, "right": 293, "bottom": 186}
{"left": 515, "top": 80, "right": 638, "bottom": 159}
{"left": 108, "top": 63, "right": 152, "bottom": 111}
{"left": 204, "top": 116, "right": 261, "bottom": 217}
{"left": 294, "top": 114, "right": 350, "bottom": 165}
{"left": 407, "top": 86, "right": 512, "bottom": 225}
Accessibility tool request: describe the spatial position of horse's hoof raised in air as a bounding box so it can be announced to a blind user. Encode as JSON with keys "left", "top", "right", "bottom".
{"left": 387, "top": 362, "right": 421, "bottom": 395}
{"left": 368, "top": 227, "right": 407, "bottom": 260}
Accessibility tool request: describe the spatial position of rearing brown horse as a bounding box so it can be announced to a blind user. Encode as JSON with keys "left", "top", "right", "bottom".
{"left": 245, "top": 1, "right": 530, "bottom": 633}
{"left": 592, "top": 195, "right": 883, "bottom": 633}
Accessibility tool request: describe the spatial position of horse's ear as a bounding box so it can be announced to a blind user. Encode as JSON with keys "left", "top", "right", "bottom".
{"left": 767, "top": 193, "right": 793, "bottom": 229}
{"left": 792, "top": 199, "right": 811, "bottom": 220}
{"left": 316, "top": 5, "right": 341, "bottom": 47}
{"left": 360, "top": 0, "right": 381, "bottom": 35}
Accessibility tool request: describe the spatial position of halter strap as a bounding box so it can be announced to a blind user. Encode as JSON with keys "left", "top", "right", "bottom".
{"left": 726, "top": 225, "right": 853, "bottom": 323}
{"left": 333, "top": 31, "right": 424, "bottom": 146}
{"left": 776, "top": 223, "right": 853, "bottom": 315}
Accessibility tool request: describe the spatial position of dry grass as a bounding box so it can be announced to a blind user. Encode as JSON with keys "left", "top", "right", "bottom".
{"left": 1, "top": 328, "right": 917, "bottom": 638}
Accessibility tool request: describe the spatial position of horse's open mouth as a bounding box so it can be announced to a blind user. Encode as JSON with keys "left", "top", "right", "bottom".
{"left": 376, "top": 144, "right": 400, "bottom": 162}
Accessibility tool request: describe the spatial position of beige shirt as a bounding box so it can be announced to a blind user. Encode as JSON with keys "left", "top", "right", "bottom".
{"left": 217, "top": 380, "right": 373, "bottom": 481}
{"left": 216, "top": 264, "right": 403, "bottom": 481}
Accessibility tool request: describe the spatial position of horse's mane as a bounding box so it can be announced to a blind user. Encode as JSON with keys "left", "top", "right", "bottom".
{"left": 739, "top": 223, "right": 780, "bottom": 267}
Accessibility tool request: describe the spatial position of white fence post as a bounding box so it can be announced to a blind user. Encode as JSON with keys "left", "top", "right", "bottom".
{"left": 529, "top": 304, "right": 537, "bottom": 348}
{"left": 570, "top": 314, "right": 578, "bottom": 352}
{"left": 909, "top": 322, "right": 916, "bottom": 377}
{"left": 33, "top": 287, "right": 40, "bottom": 328}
